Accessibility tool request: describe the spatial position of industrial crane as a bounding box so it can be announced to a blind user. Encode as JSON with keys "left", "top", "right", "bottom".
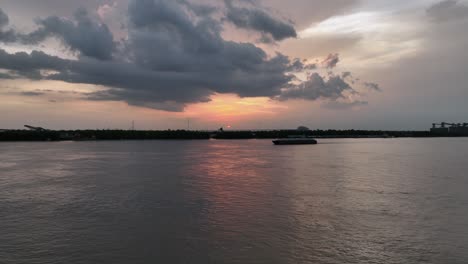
{"left": 432, "top": 122, "right": 468, "bottom": 128}
{"left": 24, "top": 125, "right": 47, "bottom": 131}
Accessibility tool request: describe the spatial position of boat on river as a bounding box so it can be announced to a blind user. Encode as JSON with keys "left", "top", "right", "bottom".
{"left": 272, "top": 137, "right": 317, "bottom": 145}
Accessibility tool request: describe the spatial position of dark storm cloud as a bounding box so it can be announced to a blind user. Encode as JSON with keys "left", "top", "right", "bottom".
{"left": 88, "top": 89, "right": 191, "bottom": 112}
{"left": 0, "top": 8, "right": 18, "bottom": 43}
{"left": 224, "top": 0, "right": 297, "bottom": 42}
{"left": 0, "top": 7, "right": 116, "bottom": 60}
{"left": 0, "top": 49, "right": 66, "bottom": 76}
{"left": 0, "top": 43, "right": 293, "bottom": 111}
{"left": 0, "top": 0, "right": 377, "bottom": 111}
{"left": 0, "top": 8, "right": 9, "bottom": 27}
{"left": 0, "top": 29, "right": 17, "bottom": 43}
{"left": 0, "top": 49, "right": 68, "bottom": 81}
{"left": 49, "top": 58, "right": 217, "bottom": 111}
{"left": 28, "top": 8, "right": 117, "bottom": 60}
{"left": 427, "top": 0, "right": 468, "bottom": 22}
{"left": 277, "top": 73, "right": 355, "bottom": 101}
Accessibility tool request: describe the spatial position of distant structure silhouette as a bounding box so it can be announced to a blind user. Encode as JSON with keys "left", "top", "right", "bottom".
{"left": 24, "top": 125, "right": 47, "bottom": 131}
{"left": 431, "top": 122, "right": 468, "bottom": 135}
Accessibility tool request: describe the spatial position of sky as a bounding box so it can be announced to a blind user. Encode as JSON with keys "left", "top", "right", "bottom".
{"left": 0, "top": 0, "right": 467, "bottom": 130}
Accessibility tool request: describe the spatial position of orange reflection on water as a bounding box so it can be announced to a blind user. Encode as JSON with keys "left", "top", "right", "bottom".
{"left": 185, "top": 141, "right": 275, "bottom": 233}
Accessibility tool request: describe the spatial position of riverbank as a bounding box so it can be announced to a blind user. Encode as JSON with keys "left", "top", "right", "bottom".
{"left": 1, "top": 129, "right": 464, "bottom": 142}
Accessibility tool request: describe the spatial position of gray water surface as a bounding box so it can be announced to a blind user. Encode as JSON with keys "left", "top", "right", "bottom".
{"left": 1, "top": 138, "right": 468, "bottom": 264}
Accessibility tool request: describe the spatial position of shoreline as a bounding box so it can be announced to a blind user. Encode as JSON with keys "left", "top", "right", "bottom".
{"left": 1, "top": 129, "right": 467, "bottom": 142}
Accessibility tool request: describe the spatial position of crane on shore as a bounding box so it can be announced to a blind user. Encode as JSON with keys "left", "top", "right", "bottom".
{"left": 24, "top": 125, "right": 47, "bottom": 131}
{"left": 432, "top": 122, "right": 468, "bottom": 128}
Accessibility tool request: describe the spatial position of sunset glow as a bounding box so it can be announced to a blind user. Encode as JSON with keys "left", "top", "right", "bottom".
{"left": 186, "top": 94, "right": 287, "bottom": 126}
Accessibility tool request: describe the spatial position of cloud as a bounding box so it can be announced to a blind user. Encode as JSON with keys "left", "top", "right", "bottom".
{"left": 427, "top": 0, "right": 468, "bottom": 23}
{"left": 364, "top": 82, "right": 381, "bottom": 91}
{"left": 0, "top": 29, "right": 16, "bottom": 43}
{"left": 277, "top": 73, "right": 355, "bottom": 101}
{"left": 0, "top": 8, "right": 9, "bottom": 28}
{"left": 342, "top": 71, "right": 352, "bottom": 79}
{"left": 30, "top": 8, "right": 116, "bottom": 60}
{"left": 287, "top": 58, "right": 316, "bottom": 72}
{"left": 224, "top": 0, "right": 297, "bottom": 42}
{"left": 322, "top": 53, "right": 340, "bottom": 69}
{"left": 20, "top": 91, "right": 45, "bottom": 96}
{"left": 0, "top": 8, "right": 117, "bottom": 61}
{"left": 0, "top": 8, "right": 18, "bottom": 43}
{"left": 0, "top": 0, "right": 379, "bottom": 112}
{"left": 0, "top": 72, "right": 13, "bottom": 79}
{"left": 0, "top": 49, "right": 67, "bottom": 79}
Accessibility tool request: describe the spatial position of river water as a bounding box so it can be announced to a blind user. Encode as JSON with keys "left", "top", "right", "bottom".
{"left": 1, "top": 138, "right": 467, "bottom": 264}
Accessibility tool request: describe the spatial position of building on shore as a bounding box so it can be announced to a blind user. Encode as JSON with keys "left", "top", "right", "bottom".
{"left": 431, "top": 122, "right": 468, "bottom": 136}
